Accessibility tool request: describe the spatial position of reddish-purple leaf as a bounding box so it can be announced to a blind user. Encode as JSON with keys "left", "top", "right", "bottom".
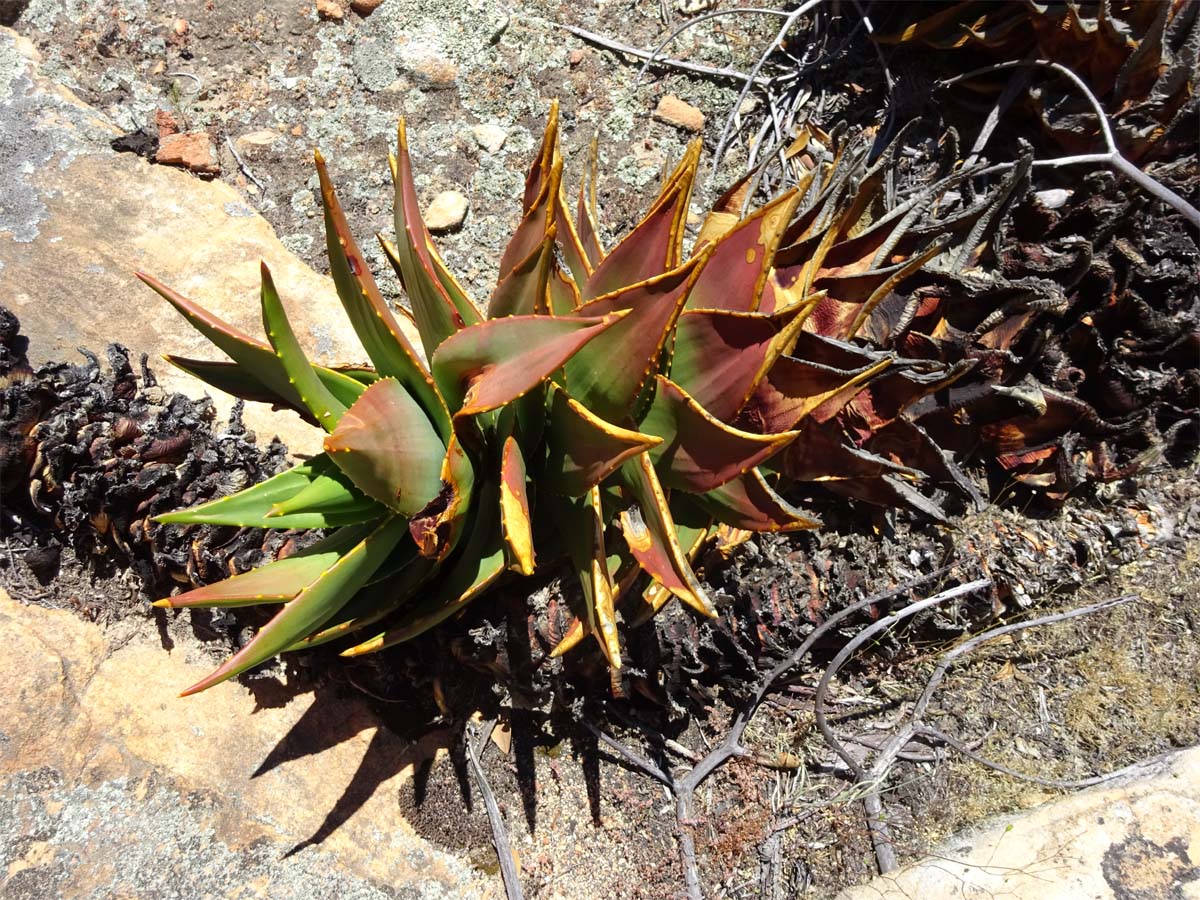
{"left": 568, "top": 255, "right": 707, "bottom": 423}
{"left": 618, "top": 454, "right": 715, "bottom": 617}
{"left": 431, "top": 313, "right": 627, "bottom": 416}
{"left": 542, "top": 385, "right": 662, "bottom": 496}
{"left": 670, "top": 307, "right": 808, "bottom": 423}
{"left": 323, "top": 378, "right": 446, "bottom": 515}
{"left": 640, "top": 376, "right": 797, "bottom": 493}
{"left": 692, "top": 469, "right": 821, "bottom": 532}
{"left": 737, "top": 355, "right": 888, "bottom": 434}
{"left": 685, "top": 189, "right": 800, "bottom": 312}
{"left": 582, "top": 141, "right": 700, "bottom": 300}
{"left": 391, "top": 120, "right": 481, "bottom": 357}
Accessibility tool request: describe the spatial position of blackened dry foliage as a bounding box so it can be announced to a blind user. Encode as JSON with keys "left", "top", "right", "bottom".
{"left": 0, "top": 311, "right": 296, "bottom": 612}
{"left": 881, "top": 173, "right": 1199, "bottom": 504}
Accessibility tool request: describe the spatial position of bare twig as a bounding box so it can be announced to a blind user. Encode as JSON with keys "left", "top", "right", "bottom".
{"left": 709, "top": 0, "right": 825, "bottom": 187}
{"left": 465, "top": 719, "right": 524, "bottom": 900}
{"left": 164, "top": 70, "right": 203, "bottom": 95}
{"left": 224, "top": 134, "right": 267, "bottom": 196}
{"left": 812, "top": 579, "right": 993, "bottom": 872}
{"left": 585, "top": 564, "right": 977, "bottom": 899}
{"left": 637, "top": 7, "right": 794, "bottom": 84}
{"left": 581, "top": 719, "right": 673, "bottom": 788}
{"left": 849, "top": 0, "right": 894, "bottom": 94}
{"left": 941, "top": 59, "right": 1200, "bottom": 228}
{"left": 555, "top": 22, "right": 769, "bottom": 86}
{"left": 825, "top": 594, "right": 1144, "bottom": 875}
{"left": 814, "top": 579, "right": 994, "bottom": 779}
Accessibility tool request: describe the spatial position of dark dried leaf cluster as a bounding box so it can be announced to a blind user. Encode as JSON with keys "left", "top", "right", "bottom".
{"left": 0, "top": 319, "right": 294, "bottom": 605}
{"left": 876, "top": 0, "right": 1199, "bottom": 162}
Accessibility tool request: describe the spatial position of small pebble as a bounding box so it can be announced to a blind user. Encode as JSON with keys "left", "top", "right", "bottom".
{"left": 315, "top": 0, "right": 344, "bottom": 21}
{"left": 653, "top": 94, "right": 705, "bottom": 132}
{"left": 350, "top": 0, "right": 384, "bottom": 14}
{"left": 424, "top": 191, "right": 469, "bottom": 232}
{"left": 1036, "top": 188, "right": 1073, "bottom": 210}
{"left": 156, "top": 132, "right": 220, "bottom": 176}
{"left": 234, "top": 129, "right": 280, "bottom": 154}
{"left": 472, "top": 122, "right": 508, "bottom": 154}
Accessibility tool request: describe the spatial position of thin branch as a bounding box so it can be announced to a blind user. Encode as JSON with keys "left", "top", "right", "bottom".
{"left": 580, "top": 719, "right": 674, "bottom": 788}
{"left": 812, "top": 579, "right": 993, "bottom": 873}
{"left": 637, "top": 8, "right": 795, "bottom": 84}
{"left": 940, "top": 59, "right": 1200, "bottom": 228}
{"left": 813, "top": 579, "right": 994, "bottom": 780}
{"left": 465, "top": 720, "right": 524, "bottom": 900}
{"left": 709, "top": 0, "right": 826, "bottom": 186}
{"left": 585, "top": 564, "right": 975, "bottom": 898}
{"left": 836, "top": 594, "right": 1139, "bottom": 874}
{"left": 555, "top": 22, "right": 769, "bottom": 86}
{"left": 224, "top": 134, "right": 267, "bottom": 196}
{"left": 911, "top": 594, "right": 1136, "bottom": 722}
{"left": 849, "top": 0, "right": 894, "bottom": 93}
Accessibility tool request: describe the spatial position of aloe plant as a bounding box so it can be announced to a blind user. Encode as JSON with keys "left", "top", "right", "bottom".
{"left": 146, "top": 104, "right": 996, "bottom": 695}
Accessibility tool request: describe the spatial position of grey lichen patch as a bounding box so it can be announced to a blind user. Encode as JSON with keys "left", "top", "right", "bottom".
{"left": 224, "top": 201, "right": 255, "bottom": 218}
{"left": 0, "top": 769, "right": 481, "bottom": 900}
{"left": 0, "top": 29, "right": 117, "bottom": 243}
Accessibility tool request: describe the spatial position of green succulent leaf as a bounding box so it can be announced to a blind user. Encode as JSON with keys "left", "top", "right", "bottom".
{"left": 155, "top": 455, "right": 384, "bottom": 528}
{"left": 163, "top": 357, "right": 369, "bottom": 418}
{"left": 574, "top": 135, "right": 604, "bottom": 270}
{"left": 285, "top": 541, "right": 433, "bottom": 650}
{"left": 138, "top": 272, "right": 310, "bottom": 411}
{"left": 259, "top": 262, "right": 348, "bottom": 432}
{"left": 541, "top": 384, "right": 662, "bottom": 496}
{"left": 154, "top": 526, "right": 374, "bottom": 609}
{"left": 342, "top": 481, "right": 506, "bottom": 655}
{"left": 391, "top": 120, "right": 482, "bottom": 358}
{"left": 547, "top": 265, "right": 582, "bottom": 316}
{"left": 488, "top": 230, "right": 556, "bottom": 319}
{"left": 323, "top": 377, "right": 446, "bottom": 515}
{"left": 561, "top": 486, "right": 622, "bottom": 667}
{"left": 266, "top": 462, "right": 385, "bottom": 522}
{"left": 315, "top": 153, "right": 451, "bottom": 440}
{"left": 179, "top": 515, "right": 409, "bottom": 696}
{"left": 431, "top": 312, "right": 628, "bottom": 416}
{"left": 408, "top": 431, "right": 476, "bottom": 561}
{"left": 500, "top": 158, "right": 561, "bottom": 282}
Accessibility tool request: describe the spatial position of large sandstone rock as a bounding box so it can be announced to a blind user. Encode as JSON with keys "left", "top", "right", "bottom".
{"left": 0, "top": 588, "right": 491, "bottom": 899}
{"left": 837, "top": 745, "right": 1200, "bottom": 900}
{"left": 0, "top": 27, "right": 421, "bottom": 456}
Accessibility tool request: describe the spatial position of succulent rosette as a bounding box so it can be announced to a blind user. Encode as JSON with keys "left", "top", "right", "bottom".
{"left": 144, "top": 104, "right": 1008, "bottom": 695}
